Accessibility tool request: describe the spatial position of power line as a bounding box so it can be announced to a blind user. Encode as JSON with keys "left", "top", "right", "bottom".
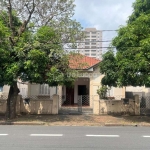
{"left": 64, "top": 47, "right": 115, "bottom": 49}
{"left": 101, "top": 30, "right": 118, "bottom": 32}
{"left": 64, "top": 46, "right": 141, "bottom": 49}
{"left": 64, "top": 40, "right": 112, "bottom": 43}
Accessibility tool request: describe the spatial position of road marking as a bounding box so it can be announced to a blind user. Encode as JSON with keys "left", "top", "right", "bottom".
{"left": 143, "top": 136, "right": 150, "bottom": 138}
{"left": 30, "top": 134, "right": 63, "bottom": 137}
{"left": 86, "top": 135, "right": 119, "bottom": 137}
{"left": 0, "top": 134, "right": 8, "bottom": 136}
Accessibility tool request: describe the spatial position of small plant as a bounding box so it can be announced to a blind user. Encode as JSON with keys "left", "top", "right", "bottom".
{"left": 97, "top": 85, "right": 108, "bottom": 99}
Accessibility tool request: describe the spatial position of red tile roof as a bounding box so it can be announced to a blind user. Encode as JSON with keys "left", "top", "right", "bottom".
{"left": 69, "top": 53, "right": 100, "bottom": 69}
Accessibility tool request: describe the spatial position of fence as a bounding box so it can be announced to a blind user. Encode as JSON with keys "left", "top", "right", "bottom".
{"left": 93, "top": 95, "right": 140, "bottom": 115}
{"left": 59, "top": 95, "right": 94, "bottom": 115}
{"left": 0, "top": 94, "right": 59, "bottom": 115}
{"left": 126, "top": 92, "right": 150, "bottom": 115}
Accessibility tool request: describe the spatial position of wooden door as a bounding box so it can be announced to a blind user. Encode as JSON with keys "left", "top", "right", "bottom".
{"left": 66, "top": 87, "right": 74, "bottom": 105}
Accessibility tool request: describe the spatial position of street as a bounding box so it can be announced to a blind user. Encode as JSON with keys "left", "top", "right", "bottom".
{"left": 0, "top": 126, "right": 150, "bottom": 150}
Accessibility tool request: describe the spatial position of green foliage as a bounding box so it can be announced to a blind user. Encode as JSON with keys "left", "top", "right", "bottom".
{"left": 100, "top": 0, "right": 150, "bottom": 87}
{"left": 0, "top": 0, "right": 83, "bottom": 87}
{"left": 100, "top": 50, "right": 118, "bottom": 87}
{"left": 97, "top": 86, "right": 108, "bottom": 99}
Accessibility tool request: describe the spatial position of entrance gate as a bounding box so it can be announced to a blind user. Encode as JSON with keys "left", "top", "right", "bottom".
{"left": 59, "top": 95, "right": 93, "bottom": 115}
{"left": 126, "top": 92, "right": 150, "bottom": 115}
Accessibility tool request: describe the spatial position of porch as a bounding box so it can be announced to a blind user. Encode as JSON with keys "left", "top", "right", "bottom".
{"left": 60, "top": 78, "right": 90, "bottom": 107}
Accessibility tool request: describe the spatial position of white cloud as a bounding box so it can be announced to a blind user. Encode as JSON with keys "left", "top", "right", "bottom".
{"left": 73, "top": 0, "right": 135, "bottom": 52}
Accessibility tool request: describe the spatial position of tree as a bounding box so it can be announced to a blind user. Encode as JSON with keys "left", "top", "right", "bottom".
{"left": 99, "top": 49, "right": 118, "bottom": 87}
{"left": 100, "top": 0, "right": 150, "bottom": 87}
{"left": 0, "top": 0, "right": 83, "bottom": 119}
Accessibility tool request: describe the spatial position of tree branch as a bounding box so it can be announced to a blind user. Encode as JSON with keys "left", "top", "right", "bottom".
{"left": 7, "top": 0, "right": 15, "bottom": 45}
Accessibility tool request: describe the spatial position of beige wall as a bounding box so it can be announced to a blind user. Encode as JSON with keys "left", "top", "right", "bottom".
{"left": 0, "top": 85, "right": 10, "bottom": 97}
{"left": 0, "top": 94, "right": 59, "bottom": 115}
{"left": 28, "top": 83, "right": 40, "bottom": 96}
{"left": 0, "top": 100, "right": 7, "bottom": 114}
{"left": 93, "top": 95, "right": 140, "bottom": 115}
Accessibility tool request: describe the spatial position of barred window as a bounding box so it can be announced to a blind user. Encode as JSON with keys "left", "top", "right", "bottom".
{"left": 40, "top": 84, "right": 50, "bottom": 95}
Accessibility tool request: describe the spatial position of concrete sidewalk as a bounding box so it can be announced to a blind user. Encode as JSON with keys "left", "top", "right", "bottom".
{"left": 1, "top": 114, "right": 150, "bottom": 126}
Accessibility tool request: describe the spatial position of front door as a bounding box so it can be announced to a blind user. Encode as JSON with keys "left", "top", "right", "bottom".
{"left": 78, "top": 85, "right": 86, "bottom": 95}
{"left": 66, "top": 87, "right": 74, "bottom": 105}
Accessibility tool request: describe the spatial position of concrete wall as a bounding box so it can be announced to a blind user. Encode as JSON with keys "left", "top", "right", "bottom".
{"left": 0, "top": 94, "right": 59, "bottom": 115}
{"left": 0, "top": 85, "right": 10, "bottom": 98}
{"left": 0, "top": 100, "right": 7, "bottom": 114}
{"left": 93, "top": 95, "right": 140, "bottom": 115}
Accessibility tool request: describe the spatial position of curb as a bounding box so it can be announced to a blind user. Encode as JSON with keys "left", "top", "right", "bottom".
{"left": 0, "top": 121, "right": 45, "bottom": 125}
{"left": 0, "top": 121, "right": 150, "bottom": 127}
{"left": 104, "top": 123, "right": 138, "bottom": 127}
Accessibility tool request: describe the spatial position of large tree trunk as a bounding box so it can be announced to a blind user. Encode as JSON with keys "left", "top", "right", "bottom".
{"left": 5, "top": 82, "right": 20, "bottom": 119}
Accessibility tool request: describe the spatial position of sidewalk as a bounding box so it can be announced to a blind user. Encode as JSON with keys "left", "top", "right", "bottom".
{"left": 1, "top": 114, "right": 150, "bottom": 126}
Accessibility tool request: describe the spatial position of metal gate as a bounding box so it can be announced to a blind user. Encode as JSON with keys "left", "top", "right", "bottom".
{"left": 58, "top": 95, "right": 82, "bottom": 115}
{"left": 126, "top": 92, "right": 150, "bottom": 115}
{"left": 140, "top": 96, "right": 150, "bottom": 115}
{"left": 59, "top": 95, "right": 93, "bottom": 115}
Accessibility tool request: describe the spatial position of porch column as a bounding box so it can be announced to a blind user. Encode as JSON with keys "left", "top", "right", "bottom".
{"left": 89, "top": 78, "right": 93, "bottom": 108}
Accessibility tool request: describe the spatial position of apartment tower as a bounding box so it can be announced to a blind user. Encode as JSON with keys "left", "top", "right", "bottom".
{"left": 77, "top": 28, "right": 102, "bottom": 60}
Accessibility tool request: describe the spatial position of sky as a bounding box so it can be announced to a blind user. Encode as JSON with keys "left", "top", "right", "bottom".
{"left": 73, "top": 0, "right": 135, "bottom": 53}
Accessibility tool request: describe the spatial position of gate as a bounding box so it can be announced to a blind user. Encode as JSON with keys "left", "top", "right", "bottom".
{"left": 126, "top": 92, "right": 150, "bottom": 115}
{"left": 58, "top": 95, "right": 82, "bottom": 115}
{"left": 59, "top": 95, "right": 93, "bottom": 115}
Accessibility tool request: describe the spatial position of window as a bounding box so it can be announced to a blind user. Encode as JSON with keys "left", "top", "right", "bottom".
{"left": 92, "top": 32, "right": 96, "bottom": 34}
{"left": 0, "top": 86, "right": 3, "bottom": 92}
{"left": 91, "top": 43, "right": 96, "bottom": 45}
{"left": 92, "top": 39, "right": 96, "bottom": 41}
{"left": 85, "top": 31, "right": 90, "bottom": 34}
{"left": 40, "top": 84, "right": 50, "bottom": 95}
{"left": 85, "top": 39, "right": 90, "bottom": 41}
{"left": 85, "top": 46, "right": 89, "bottom": 49}
{"left": 85, "top": 53, "right": 89, "bottom": 56}
{"left": 85, "top": 50, "right": 90, "bottom": 52}
{"left": 91, "top": 50, "right": 96, "bottom": 52}
{"left": 91, "top": 53, "right": 96, "bottom": 56}
{"left": 85, "top": 42, "right": 90, "bottom": 45}
{"left": 91, "top": 46, "right": 96, "bottom": 48}
{"left": 91, "top": 36, "right": 96, "bottom": 38}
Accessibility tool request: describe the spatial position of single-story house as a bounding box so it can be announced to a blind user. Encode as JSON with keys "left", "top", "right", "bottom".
{"left": 0, "top": 54, "right": 125, "bottom": 108}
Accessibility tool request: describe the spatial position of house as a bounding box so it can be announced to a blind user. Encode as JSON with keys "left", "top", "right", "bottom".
{"left": 59, "top": 54, "right": 125, "bottom": 108}
{"left": 0, "top": 54, "right": 125, "bottom": 108}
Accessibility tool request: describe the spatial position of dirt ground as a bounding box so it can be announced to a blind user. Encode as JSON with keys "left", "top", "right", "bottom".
{"left": 1, "top": 114, "right": 150, "bottom": 126}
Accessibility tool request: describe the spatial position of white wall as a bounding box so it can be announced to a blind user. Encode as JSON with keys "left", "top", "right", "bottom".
{"left": 29, "top": 83, "right": 57, "bottom": 96}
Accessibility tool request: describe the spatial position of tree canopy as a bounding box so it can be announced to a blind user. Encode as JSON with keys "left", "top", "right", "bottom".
{"left": 0, "top": 0, "right": 84, "bottom": 119}
{"left": 100, "top": 0, "right": 150, "bottom": 87}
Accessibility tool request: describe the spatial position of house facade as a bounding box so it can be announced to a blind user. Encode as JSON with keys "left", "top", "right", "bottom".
{"left": 0, "top": 54, "right": 126, "bottom": 109}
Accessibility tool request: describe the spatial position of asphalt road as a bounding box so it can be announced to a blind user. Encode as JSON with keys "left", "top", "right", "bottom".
{"left": 0, "top": 126, "right": 150, "bottom": 150}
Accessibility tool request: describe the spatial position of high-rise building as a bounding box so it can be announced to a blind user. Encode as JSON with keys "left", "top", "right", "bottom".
{"left": 77, "top": 28, "right": 102, "bottom": 60}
